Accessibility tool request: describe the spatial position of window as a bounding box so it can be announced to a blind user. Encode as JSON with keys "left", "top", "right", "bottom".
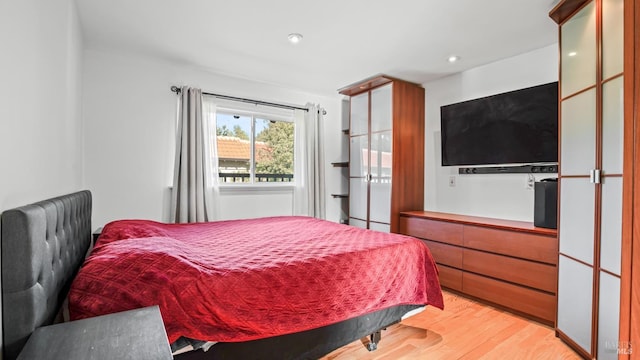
{"left": 215, "top": 111, "right": 295, "bottom": 184}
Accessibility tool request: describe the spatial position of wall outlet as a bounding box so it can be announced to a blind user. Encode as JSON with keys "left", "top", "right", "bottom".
{"left": 449, "top": 176, "right": 456, "bottom": 187}
{"left": 525, "top": 174, "right": 535, "bottom": 190}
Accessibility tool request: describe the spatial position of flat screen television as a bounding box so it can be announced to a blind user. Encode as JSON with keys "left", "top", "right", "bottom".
{"left": 440, "top": 82, "right": 558, "bottom": 166}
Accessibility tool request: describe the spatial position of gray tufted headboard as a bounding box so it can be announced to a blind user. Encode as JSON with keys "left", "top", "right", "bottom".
{"left": 1, "top": 190, "right": 92, "bottom": 360}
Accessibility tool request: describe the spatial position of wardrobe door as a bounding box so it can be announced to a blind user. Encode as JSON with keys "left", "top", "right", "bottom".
{"left": 556, "top": 2, "right": 597, "bottom": 355}
{"left": 600, "top": 177, "right": 623, "bottom": 274}
{"left": 349, "top": 176, "right": 367, "bottom": 224}
{"left": 558, "top": 89, "right": 597, "bottom": 265}
{"left": 560, "top": 1, "right": 597, "bottom": 98}
{"left": 370, "top": 84, "right": 392, "bottom": 132}
{"left": 559, "top": 89, "right": 596, "bottom": 176}
{"left": 598, "top": 272, "right": 621, "bottom": 359}
{"left": 349, "top": 92, "right": 369, "bottom": 226}
{"left": 559, "top": 178, "right": 595, "bottom": 264}
{"left": 597, "top": 0, "right": 624, "bottom": 354}
{"left": 600, "top": 77, "right": 624, "bottom": 275}
{"left": 349, "top": 217, "right": 367, "bottom": 230}
{"left": 369, "top": 132, "right": 392, "bottom": 228}
{"left": 557, "top": 256, "right": 594, "bottom": 352}
{"left": 368, "top": 85, "right": 392, "bottom": 231}
{"left": 601, "top": 77, "right": 624, "bottom": 176}
{"left": 599, "top": 4, "right": 624, "bottom": 274}
{"left": 601, "top": 0, "right": 624, "bottom": 80}
{"left": 350, "top": 92, "right": 368, "bottom": 137}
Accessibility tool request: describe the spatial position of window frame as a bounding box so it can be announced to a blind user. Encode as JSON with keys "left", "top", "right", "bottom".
{"left": 213, "top": 105, "right": 296, "bottom": 188}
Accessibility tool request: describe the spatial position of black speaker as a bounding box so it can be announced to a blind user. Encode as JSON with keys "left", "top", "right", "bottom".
{"left": 534, "top": 178, "right": 558, "bottom": 229}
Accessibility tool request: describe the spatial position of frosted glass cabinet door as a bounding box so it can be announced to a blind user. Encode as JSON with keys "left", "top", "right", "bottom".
{"left": 349, "top": 218, "right": 367, "bottom": 230}
{"left": 349, "top": 178, "right": 367, "bottom": 222}
{"left": 602, "top": 0, "right": 624, "bottom": 79}
{"left": 560, "top": 89, "right": 596, "bottom": 176}
{"left": 370, "top": 84, "right": 392, "bottom": 132}
{"left": 369, "top": 180, "right": 391, "bottom": 226}
{"left": 559, "top": 177, "right": 595, "bottom": 264}
{"left": 561, "top": 1, "right": 596, "bottom": 97}
{"left": 370, "top": 132, "right": 392, "bottom": 178}
{"left": 598, "top": 272, "right": 621, "bottom": 360}
{"left": 369, "top": 131, "right": 392, "bottom": 225}
{"left": 369, "top": 222, "right": 390, "bottom": 233}
{"left": 350, "top": 135, "right": 368, "bottom": 177}
{"left": 557, "top": 256, "right": 593, "bottom": 353}
{"left": 350, "top": 92, "right": 368, "bottom": 136}
{"left": 602, "top": 76, "right": 624, "bottom": 174}
{"left": 600, "top": 177, "right": 623, "bottom": 275}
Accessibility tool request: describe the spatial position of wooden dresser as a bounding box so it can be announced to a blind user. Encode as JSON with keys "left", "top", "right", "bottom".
{"left": 400, "top": 211, "right": 558, "bottom": 325}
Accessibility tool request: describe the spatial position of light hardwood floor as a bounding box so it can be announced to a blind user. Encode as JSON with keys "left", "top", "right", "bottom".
{"left": 322, "top": 291, "right": 580, "bottom": 360}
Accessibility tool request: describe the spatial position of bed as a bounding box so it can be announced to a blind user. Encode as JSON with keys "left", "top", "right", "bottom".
{"left": 1, "top": 191, "right": 443, "bottom": 360}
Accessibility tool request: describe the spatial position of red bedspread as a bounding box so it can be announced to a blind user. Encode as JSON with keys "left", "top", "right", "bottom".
{"left": 68, "top": 216, "right": 443, "bottom": 344}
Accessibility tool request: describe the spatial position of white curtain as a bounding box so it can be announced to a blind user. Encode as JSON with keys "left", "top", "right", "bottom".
{"left": 293, "top": 104, "right": 326, "bottom": 218}
{"left": 170, "top": 86, "right": 214, "bottom": 223}
{"left": 203, "top": 97, "right": 221, "bottom": 220}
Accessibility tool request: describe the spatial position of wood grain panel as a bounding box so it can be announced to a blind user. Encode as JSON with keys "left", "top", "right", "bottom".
{"left": 421, "top": 239, "right": 463, "bottom": 268}
{"left": 436, "top": 264, "right": 462, "bottom": 292}
{"left": 338, "top": 75, "right": 395, "bottom": 96}
{"left": 400, "top": 210, "right": 558, "bottom": 237}
{"left": 550, "top": 0, "right": 592, "bottom": 24}
{"left": 389, "top": 80, "right": 424, "bottom": 233}
{"left": 463, "top": 225, "right": 558, "bottom": 264}
{"left": 463, "top": 272, "right": 557, "bottom": 325}
{"left": 399, "top": 216, "right": 463, "bottom": 246}
{"left": 619, "top": 0, "right": 638, "bottom": 357}
{"left": 630, "top": 0, "right": 640, "bottom": 355}
{"left": 463, "top": 249, "right": 557, "bottom": 293}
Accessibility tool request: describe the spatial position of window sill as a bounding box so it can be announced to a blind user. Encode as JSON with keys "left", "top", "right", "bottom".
{"left": 218, "top": 184, "right": 295, "bottom": 194}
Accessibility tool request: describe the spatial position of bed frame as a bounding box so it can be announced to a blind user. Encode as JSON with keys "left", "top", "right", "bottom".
{"left": 1, "top": 191, "right": 417, "bottom": 360}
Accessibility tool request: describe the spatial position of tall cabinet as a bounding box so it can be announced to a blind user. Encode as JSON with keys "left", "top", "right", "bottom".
{"left": 338, "top": 75, "right": 425, "bottom": 233}
{"left": 550, "top": 0, "right": 627, "bottom": 358}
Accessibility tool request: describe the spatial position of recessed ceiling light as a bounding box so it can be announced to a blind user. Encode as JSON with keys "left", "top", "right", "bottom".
{"left": 287, "top": 33, "right": 303, "bottom": 44}
{"left": 448, "top": 55, "right": 460, "bottom": 63}
{"left": 568, "top": 51, "right": 577, "bottom": 57}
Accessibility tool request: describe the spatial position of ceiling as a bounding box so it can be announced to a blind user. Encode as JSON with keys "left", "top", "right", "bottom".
{"left": 75, "top": 0, "right": 560, "bottom": 96}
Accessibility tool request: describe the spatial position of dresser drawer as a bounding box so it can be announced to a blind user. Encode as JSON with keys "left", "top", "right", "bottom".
{"left": 422, "top": 239, "right": 463, "bottom": 268}
{"left": 399, "top": 216, "right": 463, "bottom": 246}
{"left": 437, "top": 264, "right": 462, "bottom": 292}
{"left": 463, "top": 249, "right": 557, "bottom": 293}
{"left": 463, "top": 226, "right": 557, "bottom": 264}
{"left": 463, "top": 272, "right": 556, "bottom": 324}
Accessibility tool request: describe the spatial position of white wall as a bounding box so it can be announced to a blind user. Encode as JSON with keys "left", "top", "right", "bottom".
{"left": 82, "top": 48, "right": 344, "bottom": 228}
{"left": 0, "top": 0, "right": 84, "bottom": 357}
{"left": 423, "top": 45, "right": 558, "bottom": 222}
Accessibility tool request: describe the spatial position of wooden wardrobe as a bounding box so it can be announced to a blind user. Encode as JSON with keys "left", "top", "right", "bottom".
{"left": 549, "top": 0, "right": 638, "bottom": 358}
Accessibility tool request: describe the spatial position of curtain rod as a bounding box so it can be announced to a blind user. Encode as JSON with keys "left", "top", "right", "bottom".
{"left": 171, "top": 86, "right": 311, "bottom": 113}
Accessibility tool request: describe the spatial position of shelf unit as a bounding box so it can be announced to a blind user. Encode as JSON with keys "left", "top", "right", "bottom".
{"left": 329, "top": 156, "right": 349, "bottom": 199}
{"left": 331, "top": 103, "right": 350, "bottom": 224}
